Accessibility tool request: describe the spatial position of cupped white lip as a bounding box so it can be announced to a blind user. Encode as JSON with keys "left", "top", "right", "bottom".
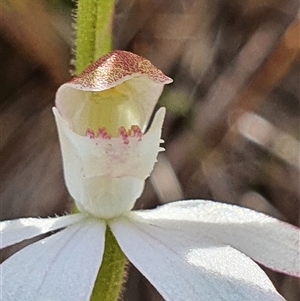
{"left": 53, "top": 107, "right": 166, "bottom": 179}
{"left": 53, "top": 106, "right": 166, "bottom": 219}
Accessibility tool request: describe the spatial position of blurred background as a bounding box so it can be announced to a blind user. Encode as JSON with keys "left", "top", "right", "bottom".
{"left": 0, "top": 0, "right": 299, "bottom": 300}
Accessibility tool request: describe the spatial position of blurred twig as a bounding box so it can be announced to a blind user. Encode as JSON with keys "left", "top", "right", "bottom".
{"left": 193, "top": 17, "right": 298, "bottom": 139}
{"left": 0, "top": 0, "right": 71, "bottom": 84}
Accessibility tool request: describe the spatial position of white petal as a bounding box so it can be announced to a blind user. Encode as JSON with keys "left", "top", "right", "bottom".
{"left": 53, "top": 107, "right": 165, "bottom": 219}
{"left": 1, "top": 219, "right": 106, "bottom": 301}
{"left": 0, "top": 213, "right": 85, "bottom": 249}
{"left": 110, "top": 216, "right": 285, "bottom": 301}
{"left": 130, "top": 200, "right": 300, "bottom": 277}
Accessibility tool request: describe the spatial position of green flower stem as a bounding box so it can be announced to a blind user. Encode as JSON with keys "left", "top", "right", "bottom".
{"left": 74, "top": 1, "right": 127, "bottom": 300}
{"left": 71, "top": 211, "right": 127, "bottom": 301}
{"left": 75, "top": 0, "right": 115, "bottom": 75}
{"left": 91, "top": 228, "right": 127, "bottom": 301}
{"left": 93, "top": 0, "right": 115, "bottom": 62}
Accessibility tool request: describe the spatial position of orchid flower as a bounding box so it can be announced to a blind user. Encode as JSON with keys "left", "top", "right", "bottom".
{"left": 1, "top": 50, "right": 299, "bottom": 301}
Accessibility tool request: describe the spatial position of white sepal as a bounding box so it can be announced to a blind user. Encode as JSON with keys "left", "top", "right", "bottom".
{"left": 130, "top": 200, "right": 300, "bottom": 277}
{"left": 1, "top": 219, "right": 106, "bottom": 301}
{"left": 0, "top": 213, "right": 85, "bottom": 249}
{"left": 110, "top": 215, "right": 285, "bottom": 301}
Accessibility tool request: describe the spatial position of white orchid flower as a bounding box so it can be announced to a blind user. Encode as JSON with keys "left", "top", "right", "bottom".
{"left": 1, "top": 51, "right": 299, "bottom": 301}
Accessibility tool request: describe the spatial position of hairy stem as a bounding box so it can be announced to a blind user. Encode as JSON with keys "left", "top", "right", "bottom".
{"left": 75, "top": 0, "right": 114, "bottom": 74}
{"left": 90, "top": 228, "right": 127, "bottom": 301}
